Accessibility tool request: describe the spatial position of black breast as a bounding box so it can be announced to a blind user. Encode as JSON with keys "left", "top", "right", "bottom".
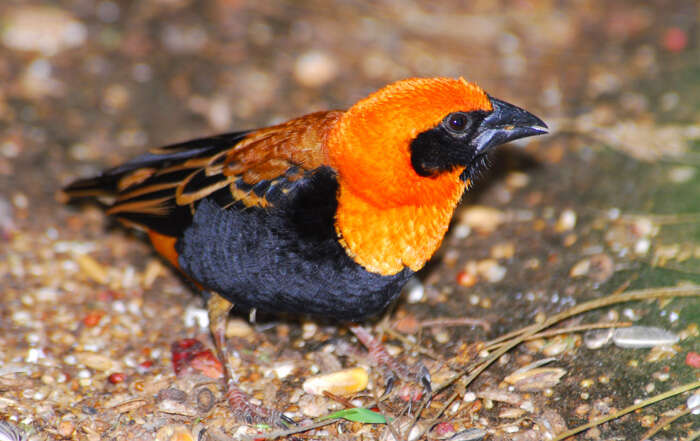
{"left": 176, "top": 167, "right": 413, "bottom": 321}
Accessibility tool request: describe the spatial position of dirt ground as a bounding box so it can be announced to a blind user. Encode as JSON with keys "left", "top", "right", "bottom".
{"left": 1, "top": 1, "right": 698, "bottom": 440}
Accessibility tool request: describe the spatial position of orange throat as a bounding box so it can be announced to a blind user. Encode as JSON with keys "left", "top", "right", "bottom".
{"left": 334, "top": 175, "right": 465, "bottom": 276}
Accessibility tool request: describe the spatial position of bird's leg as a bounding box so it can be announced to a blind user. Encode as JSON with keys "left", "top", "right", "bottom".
{"left": 348, "top": 324, "right": 431, "bottom": 398}
{"left": 207, "top": 293, "right": 292, "bottom": 427}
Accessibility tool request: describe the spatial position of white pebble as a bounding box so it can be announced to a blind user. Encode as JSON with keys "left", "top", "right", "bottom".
{"left": 26, "top": 348, "right": 45, "bottom": 363}
{"left": 269, "top": 362, "right": 295, "bottom": 379}
{"left": 453, "top": 224, "right": 471, "bottom": 239}
{"left": 583, "top": 328, "right": 613, "bottom": 349}
{"left": 668, "top": 311, "right": 679, "bottom": 323}
{"left": 404, "top": 277, "right": 425, "bottom": 303}
{"left": 112, "top": 300, "right": 126, "bottom": 314}
{"left": 668, "top": 166, "right": 696, "bottom": 183}
{"left": 184, "top": 306, "right": 209, "bottom": 328}
{"left": 688, "top": 392, "right": 700, "bottom": 415}
{"left": 556, "top": 209, "right": 577, "bottom": 232}
{"left": 634, "top": 238, "right": 650, "bottom": 255}
{"left": 294, "top": 50, "right": 339, "bottom": 87}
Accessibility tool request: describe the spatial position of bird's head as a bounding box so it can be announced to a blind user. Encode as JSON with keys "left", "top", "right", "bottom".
{"left": 327, "top": 77, "right": 547, "bottom": 207}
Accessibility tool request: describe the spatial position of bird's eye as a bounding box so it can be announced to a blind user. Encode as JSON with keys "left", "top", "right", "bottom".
{"left": 446, "top": 112, "right": 469, "bottom": 132}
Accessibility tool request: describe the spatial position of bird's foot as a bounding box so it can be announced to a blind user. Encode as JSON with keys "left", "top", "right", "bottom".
{"left": 225, "top": 380, "right": 294, "bottom": 428}
{"left": 348, "top": 325, "right": 432, "bottom": 401}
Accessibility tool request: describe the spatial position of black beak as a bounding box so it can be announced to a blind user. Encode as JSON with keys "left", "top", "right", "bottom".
{"left": 470, "top": 97, "right": 548, "bottom": 153}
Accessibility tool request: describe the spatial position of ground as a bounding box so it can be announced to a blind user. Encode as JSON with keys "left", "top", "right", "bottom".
{"left": 0, "top": 1, "right": 698, "bottom": 440}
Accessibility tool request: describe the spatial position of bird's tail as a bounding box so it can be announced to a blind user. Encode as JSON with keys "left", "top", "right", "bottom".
{"left": 62, "top": 131, "right": 250, "bottom": 201}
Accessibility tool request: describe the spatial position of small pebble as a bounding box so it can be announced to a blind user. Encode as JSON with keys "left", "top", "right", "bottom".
{"left": 634, "top": 238, "right": 650, "bottom": 255}
{"left": 505, "top": 171, "right": 529, "bottom": 189}
{"left": 183, "top": 306, "right": 208, "bottom": 329}
{"left": 432, "top": 421, "right": 456, "bottom": 437}
{"left": 640, "top": 414, "right": 656, "bottom": 428}
{"left": 476, "top": 259, "right": 506, "bottom": 283}
{"left": 297, "top": 394, "right": 332, "bottom": 418}
{"left": 57, "top": 419, "right": 75, "bottom": 437}
{"left": 301, "top": 322, "right": 318, "bottom": 339}
{"left": 612, "top": 326, "right": 679, "bottom": 348}
{"left": 457, "top": 270, "right": 478, "bottom": 287}
{"left": 667, "top": 166, "right": 695, "bottom": 183}
{"left": 225, "top": 318, "right": 252, "bottom": 337}
{"left": 404, "top": 277, "right": 425, "bottom": 303}
{"left": 108, "top": 373, "right": 126, "bottom": 384}
{"left": 75, "top": 254, "right": 108, "bottom": 284}
{"left": 302, "top": 367, "right": 368, "bottom": 396}
{"left": 569, "top": 258, "right": 590, "bottom": 278}
{"left": 504, "top": 367, "right": 567, "bottom": 391}
{"left": 293, "top": 50, "right": 339, "bottom": 88}
{"left": 688, "top": 392, "right": 700, "bottom": 415}
{"left": 542, "top": 335, "right": 575, "bottom": 356}
{"left": 555, "top": 209, "right": 577, "bottom": 232}
{"left": 490, "top": 242, "right": 515, "bottom": 259}
{"left": 434, "top": 330, "right": 450, "bottom": 344}
{"left": 458, "top": 206, "right": 504, "bottom": 233}
{"left": 269, "top": 361, "right": 295, "bottom": 379}
{"left": 583, "top": 328, "right": 613, "bottom": 349}
{"left": 686, "top": 351, "right": 700, "bottom": 368}
{"left": 76, "top": 352, "right": 115, "bottom": 372}
{"left": 2, "top": 6, "right": 87, "bottom": 55}
{"left": 453, "top": 224, "right": 471, "bottom": 239}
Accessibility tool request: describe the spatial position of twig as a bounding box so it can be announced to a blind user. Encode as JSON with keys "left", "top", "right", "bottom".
{"left": 485, "top": 321, "right": 632, "bottom": 349}
{"left": 461, "top": 286, "right": 700, "bottom": 395}
{"left": 417, "top": 317, "right": 491, "bottom": 332}
{"left": 640, "top": 406, "right": 693, "bottom": 441}
{"left": 485, "top": 278, "right": 633, "bottom": 348}
{"left": 322, "top": 390, "right": 354, "bottom": 409}
{"left": 238, "top": 418, "right": 341, "bottom": 440}
{"left": 552, "top": 380, "right": 700, "bottom": 441}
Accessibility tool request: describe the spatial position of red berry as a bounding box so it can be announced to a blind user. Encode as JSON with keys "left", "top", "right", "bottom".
{"left": 108, "top": 373, "right": 126, "bottom": 384}
{"left": 686, "top": 352, "right": 700, "bottom": 368}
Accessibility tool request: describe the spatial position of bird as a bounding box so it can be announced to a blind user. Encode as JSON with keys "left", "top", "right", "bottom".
{"left": 63, "top": 77, "right": 547, "bottom": 426}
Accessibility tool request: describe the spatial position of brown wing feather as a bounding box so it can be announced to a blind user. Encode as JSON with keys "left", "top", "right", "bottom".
{"left": 65, "top": 110, "right": 342, "bottom": 236}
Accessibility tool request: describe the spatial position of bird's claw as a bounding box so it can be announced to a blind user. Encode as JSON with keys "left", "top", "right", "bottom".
{"left": 237, "top": 403, "right": 293, "bottom": 428}
{"left": 417, "top": 363, "right": 432, "bottom": 396}
{"left": 383, "top": 372, "right": 397, "bottom": 396}
{"left": 225, "top": 382, "right": 293, "bottom": 428}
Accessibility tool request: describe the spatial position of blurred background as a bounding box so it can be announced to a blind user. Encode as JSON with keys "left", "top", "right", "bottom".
{"left": 0, "top": 1, "right": 698, "bottom": 440}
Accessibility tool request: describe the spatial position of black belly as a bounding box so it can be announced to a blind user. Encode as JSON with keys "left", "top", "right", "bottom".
{"left": 176, "top": 168, "right": 413, "bottom": 321}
